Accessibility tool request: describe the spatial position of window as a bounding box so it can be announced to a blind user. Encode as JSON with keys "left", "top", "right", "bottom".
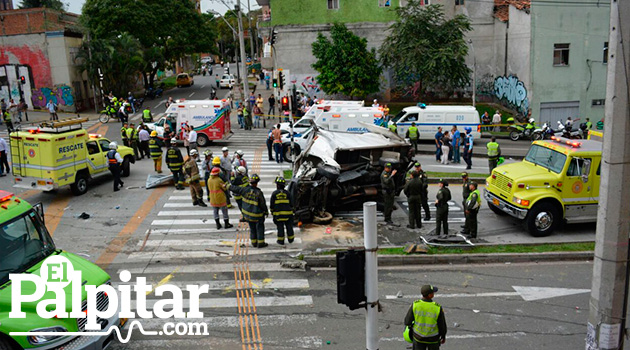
{"left": 99, "top": 139, "right": 111, "bottom": 152}
{"left": 456, "top": 0, "right": 464, "bottom": 5}
{"left": 592, "top": 99, "right": 605, "bottom": 106}
{"left": 553, "top": 43, "right": 570, "bottom": 66}
{"left": 406, "top": 113, "right": 418, "bottom": 122}
{"left": 603, "top": 42, "right": 609, "bottom": 64}
{"left": 566, "top": 158, "right": 591, "bottom": 177}
{"left": 87, "top": 141, "right": 100, "bottom": 155}
{"left": 328, "top": 0, "right": 339, "bottom": 9}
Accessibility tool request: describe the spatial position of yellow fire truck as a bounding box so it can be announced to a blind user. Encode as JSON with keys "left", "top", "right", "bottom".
{"left": 9, "top": 117, "right": 135, "bottom": 195}
{"left": 485, "top": 136, "right": 602, "bottom": 236}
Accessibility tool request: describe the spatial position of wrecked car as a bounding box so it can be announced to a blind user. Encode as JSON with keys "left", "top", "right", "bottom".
{"left": 288, "top": 124, "right": 413, "bottom": 224}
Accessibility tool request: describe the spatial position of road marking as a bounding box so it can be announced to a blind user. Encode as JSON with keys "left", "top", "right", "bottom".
{"left": 189, "top": 92, "right": 195, "bottom": 98}
{"left": 380, "top": 332, "right": 527, "bottom": 342}
{"left": 95, "top": 186, "right": 168, "bottom": 269}
{"left": 108, "top": 336, "right": 322, "bottom": 349}
{"left": 119, "top": 262, "right": 299, "bottom": 274}
{"left": 151, "top": 218, "right": 282, "bottom": 225}
{"left": 114, "top": 279, "right": 309, "bottom": 291}
{"left": 45, "top": 195, "right": 72, "bottom": 237}
{"left": 126, "top": 248, "right": 302, "bottom": 260}
{"left": 386, "top": 286, "right": 591, "bottom": 301}
{"left": 127, "top": 314, "right": 317, "bottom": 329}
{"left": 131, "top": 296, "right": 313, "bottom": 310}
{"left": 147, "top": 268, "right": 179, "bottom": 296}
{"left": 137, "top": 238, "right": 302, "bottom": 247}
{"left": 201, "top": 84, "right": 206, "bottom": 89}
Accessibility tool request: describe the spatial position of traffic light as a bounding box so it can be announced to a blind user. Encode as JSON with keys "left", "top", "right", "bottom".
{"left": 20, "top": 76, "right": 26, "bottom": 84}
{"left": 278, "top": 71, "right": 284, "bottom": 90}
{"left": 272, "top": 78, "right": 278, "bottom": 88}
{"left": 270, "top": 30, "right": 278, "bottom": 46}
{"left": 336, "top": 249, "right": 366, "bottom": 310}
{"left": 281, "top": 96, "right": 289, "bottom": 111}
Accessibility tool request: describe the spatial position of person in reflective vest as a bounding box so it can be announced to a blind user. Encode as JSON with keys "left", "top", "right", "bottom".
{"left": 231, "top": 166, "right": 249, "bottom": 216}
{"left": 148, "top": 131, "right": 163, "bottom": 173}
{"left": 121, "top": 123, "right": 129, "bottom": 147}
{"left": 142, "top": 107, "right": 153, "bottom": 123}
{"left": 404, "top": 285, "right": 447, "bottom": 349}
{"left": 486, "top": 136, "right": 501, "bottom": 172}
{"left": 107, "top": 142, "right": 124, "bottom": 192}
{"left": 229, "top": 174, "right": 269, "bottom": 248}
{"left": 183, "top": 149, "right": 206, "bottom": 207}
{"left": 406, "top": 122, "right": 419, "bottom": 152}
{"left": 126, "top": 123, "right": 140, "bottom": 160}
{"left": 166, "top": 138, "right": 184, "bottom": 190}
{"left": 389, "top": 122, "right": 397, "bottom": 134}
{"left": 461, "top": 182, "right": 481, "bottom": 238}
{"left": 270, "top": 176, "right": 294, "bottom": 245}
{"left": 208, "top": 167, "right": 233, "bottom": 230}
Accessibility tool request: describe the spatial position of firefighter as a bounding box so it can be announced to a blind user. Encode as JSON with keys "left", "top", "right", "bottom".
{"left": 202, "top": 149, "right": 214, "bottom": 201}
{"left": 270, "top": 176, "right": 295, "bottom": 245}
{"left": 381, "top": 162, "right": 397, "bottom": 225}
{"left": 212, "top": 156, "right": 232, "bottom": 208}
{"left": 462, "top": 182, "right": 481, "bottom": 239}
{"left": 435, "top": 180, "right": 451, "bottom": 236}
{"left": 126, "top": 122, "right": 140, "bottom": 160}
{"left": 148, "top": 131, "right": 163, "bottom": 173}
{"left": 229, "top": 174, "right": 269, "bottom": 248}
{"left": 166, "top": 138, "right": 184, "bottom": 190}
{"left": 208, "top": 167, "right": 233, "bottom": 229}
{"left": 231, "top": 166, "right": 249, "bottom": 216}
{"left": 106, "top": 142, "right": 123, "bottom": 192}
{"left": 121, "top": 123, "right": 129, "bottom": 147}
{"left": 183, "top": 149, "right": 206, "bottom": 207}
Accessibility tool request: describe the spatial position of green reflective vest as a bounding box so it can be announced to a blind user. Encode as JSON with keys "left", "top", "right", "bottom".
{"left": 121, "top": 127, "right": 128, "bottom": 139}
{"left": 166, "top": 147, "right": 183, "bottom": 171}
{"left": 466, "top": 189, "right": 481, "bottom": 210}
{"left": 148, "top": 138, "right": 162, "bottom": 158}
{"left": 586, "top": 121, "right": 592, "bottom": 129}
{"left": 408, "top": 126, "right": 419, "bottom": 140}
{"left": 271, "top": 188, "right": 294, "bottom": 221}
{"left": 142, "top": 109, "right": 152, "bottom": 122}
{"left": 389, "top": 123, "right": 397, "bottom": 133}
{"left": 3, "top": 112, "right": 10, "bottom": 122}
{"left": 486, "top": 142, "right": 499, "bottom": 159}
{"left": 126, "top": 128, "right": 138, "bottom": 140}
{"left": 412, "top": 300, "right": 441, "bottom": 339}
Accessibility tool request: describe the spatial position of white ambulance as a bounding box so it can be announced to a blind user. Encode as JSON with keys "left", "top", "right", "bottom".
{"left": 279, "top": 100, "right": 364, "bottom": 133}
{"left": 389, "top": 104, "right": 481, "bottom": 140}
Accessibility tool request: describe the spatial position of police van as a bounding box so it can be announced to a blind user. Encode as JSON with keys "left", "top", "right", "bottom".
{"left": 146, "top": 99, "right": 232, "bottom": 147}
{"left": 281, "top": 107, "right": 384, "bottom": 136}
{"left": 279, "top": 100, "right": 364, "bottom": 133}
{"left": 389, "top": 104, "right": 481, "bottom": 140}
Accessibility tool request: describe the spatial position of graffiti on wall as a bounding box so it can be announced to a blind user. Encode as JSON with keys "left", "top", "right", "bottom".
{"left": 494, "top": 75, "right": 529, "bottom": 115}
{"left": 31, "top": 85, "right": 75, "bottom": 108}
{"left": 0, "top": 45, "right": 52, "bottom": 88}
{"left": 290, "top": 75, "right": 323, "bottom": 98}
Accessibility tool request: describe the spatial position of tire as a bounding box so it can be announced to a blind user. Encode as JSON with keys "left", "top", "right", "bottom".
{"left": 0, "top": 335, "right": 19, "bottom": 350}
{"left": 316, "top": 163, "right": 340, "bottom": 180}
{"left": 312, "top": 211, "right": 333, "bottom": 225}
{"left": 488, "top": 202, "right": 507, "bottom": 216}
{"left": 98, "top": 113, "right": 110, "bottom": 124}
{"left": 282, "top": 143, "right": 300, "bottom": 163}
{"left": 532, "top": 132, "right": 543, "bottom": 141}
{"left": 197, "top": 133, "right": 209, "bottom": 147}
{"left": 70, "top": 172, "right": 89, "bottom": 196}
{"left": 509, "top": 130, "right": 520, "bottom": 141}
{"left": 121, "top": 157, "right": 131, "bottom": 177}
{"left": 525, "top": 202, "right": 561, "bottom": 237}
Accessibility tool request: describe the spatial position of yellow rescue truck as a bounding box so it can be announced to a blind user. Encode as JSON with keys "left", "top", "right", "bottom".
{"left": 485, "top": 136, "right": 602, "bottom": 236}
{"left": 9, "top": 117, "right": 135, "bottom": 195}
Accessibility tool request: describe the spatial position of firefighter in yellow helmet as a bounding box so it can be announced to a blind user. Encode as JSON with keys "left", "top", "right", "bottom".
{"left": 148, "top": 130, "right": 163, "bottom": 173}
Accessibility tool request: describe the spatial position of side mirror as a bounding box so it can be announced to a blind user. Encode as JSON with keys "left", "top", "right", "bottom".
{"left": 33, "top": 202, "right": 45, "bottom": 225}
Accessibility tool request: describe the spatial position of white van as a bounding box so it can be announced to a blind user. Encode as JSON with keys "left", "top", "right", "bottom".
{"left": 389, "top": 105, "right": 481, "bottom": 140}
{"left": 279, "top": 100, "right": 364, "bottom": 133}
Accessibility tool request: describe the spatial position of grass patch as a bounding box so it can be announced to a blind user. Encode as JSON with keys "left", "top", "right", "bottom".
{"left": 320, "top": 242, "right": 595, "bottom": 256}
{"left": 159, "top": 76, "right": 177, "bottom": 89}
{"left": 283, "top": 169, "right": 293, "bottom": 179}
{"left": 426, "top": 171, "right": 489, "bottom": 178}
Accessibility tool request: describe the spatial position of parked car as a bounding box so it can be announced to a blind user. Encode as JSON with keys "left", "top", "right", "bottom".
{"left": 176, "top": 73, "right": 194, "bottom": 87}
{"left": 219, "top": 74, "right": 236, "bottom": 89}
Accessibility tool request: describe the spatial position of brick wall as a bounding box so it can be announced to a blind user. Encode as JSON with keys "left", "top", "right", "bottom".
{"left": 0, "top": 8, "right": 78, "bottom": 36}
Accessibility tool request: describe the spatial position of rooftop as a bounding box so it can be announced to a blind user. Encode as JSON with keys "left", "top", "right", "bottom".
{"left": 0, "top": 7, "right": 80, "bottom": 36}
{"left": 493, "top": 0, "right": 530, "bottom": 22}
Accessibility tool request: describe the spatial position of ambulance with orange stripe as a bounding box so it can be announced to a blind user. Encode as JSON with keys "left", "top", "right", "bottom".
{"left": 9, "top": 117, "right": 135, "bottom": 195}
{"left": 146, "top": 99, "right": 232, "bottom": 147}
{"left": 485, "top": 136, "right": 602, "bottom": 236}
{"left": 388, "top": 104, "right": 481, "bottom": 140}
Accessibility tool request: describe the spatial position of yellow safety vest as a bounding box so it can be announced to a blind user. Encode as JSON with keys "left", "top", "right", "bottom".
{"left": 412, "top": 300, "right": 441, "bottom": 339}
{"left": 408, "top": 126, "right": 419, "bottom": 140}
{"left": 487, "top": 142, "right": 499, "bottom": 158}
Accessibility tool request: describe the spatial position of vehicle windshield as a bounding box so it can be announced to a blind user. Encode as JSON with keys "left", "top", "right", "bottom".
{"left": 177, "top": 74, "right": 187, "bottom": 79}
{"left": 391, "top": 110, "right": 406, "bottom": 123}
{"left": 524, "top": 144, "right": 567, "bottom": 173}
{"left": 0, "top": 209, "right": 56, "bottom": 284}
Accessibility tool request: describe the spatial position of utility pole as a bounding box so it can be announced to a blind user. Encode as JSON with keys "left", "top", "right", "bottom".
{"left": 246, "top": 0, "right": 255, "bottom": 61}
{"left": 586, "top": 0, "right": 630, "bottom": 349}
{"left": 364, "top": 202, "right": 379, "bottom": 350}
{"left": 236, "top": 3, "right": 249, "bottom": 104}
{"left": 468, "top": 39, "right": 476, "bottom": 107}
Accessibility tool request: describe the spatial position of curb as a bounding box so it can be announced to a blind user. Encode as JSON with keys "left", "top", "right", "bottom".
{"left": 303, "top": 251, "right": 594, "bottom": 267}
{"left": 426, "top": 177, "right": 486, "bottom": 184}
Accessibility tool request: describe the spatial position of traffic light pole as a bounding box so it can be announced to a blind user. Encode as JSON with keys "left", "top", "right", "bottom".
{"left": 364, "top": 202, "right": 379, "bottom": 350}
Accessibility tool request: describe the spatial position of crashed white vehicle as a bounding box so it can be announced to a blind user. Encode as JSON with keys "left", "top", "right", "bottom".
{"left": 288, "top": 124, "right": 413, "bottom": 224}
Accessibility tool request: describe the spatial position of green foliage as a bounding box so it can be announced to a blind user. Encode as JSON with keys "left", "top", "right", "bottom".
{"left": 19, "top": 0, "right": 65, "bottom": 10}
{"left": 380, "top": 2, "right": 472, "bottom": 97}
{"left": 312, "top": 23, "right": 381, "bottom": 99}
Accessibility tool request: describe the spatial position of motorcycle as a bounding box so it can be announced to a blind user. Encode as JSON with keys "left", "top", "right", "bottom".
{"left": 558, "top": 121, "right": 582, "bottom": 139}
{"left": 133, "top": 97, "right": 144, "bottom": 110}
{"left": 98, "top": 104, "right": 119, "bottom": 123}
{"left": 145, "top": 86, "right": 163, "bottom": 100}
{"left": 508, "top": 120, "right": 536, "bottom": 141}
{"left": 210, "top": 88, "right": 217, "bottom": 100}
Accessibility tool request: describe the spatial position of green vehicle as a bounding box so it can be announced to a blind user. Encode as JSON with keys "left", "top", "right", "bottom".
{"left": 0, "top": 190, "right": 122, "bottom": 350}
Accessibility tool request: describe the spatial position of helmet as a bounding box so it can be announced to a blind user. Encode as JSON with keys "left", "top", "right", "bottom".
{"left": 275, "top": 176, "right": 286, "bottom": 184}
{"left": 464, "top": 127, "right": 472, "bottom": 132}
{"left": 203, "top": 149, "right": 213, "bottom": 157}
{"left": 222, "top": 147, "right": 229, "bottom": 152}
{"left": 210, "top": 167, "right": 220, "bottom": 176}
{"left": 236, "top": 150, "right": 244, "bottom": 156}
{"left": 250, "top": 174, "right": 260, "bottom": 183}
{"left": 109, "top": 141, "right": 118, "bottom": 150}
{"left": 150, "top": 130, "right": 158, "bottom": 137}
{"left": 529, "top": 118, "right": 535, "bottom": 123}
{"left": 190, "top": 149, "right": 199, "bottom": 156}
{"left": 171, "top": 138, "right": 177, "bottom": 145}
{"left": 212, "top": 156, "right": 221, "bottom": 165}
{"left": 237, "top": 166, "right": 247, "bottom": 175}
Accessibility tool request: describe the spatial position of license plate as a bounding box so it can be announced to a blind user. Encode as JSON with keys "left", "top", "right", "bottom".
{"left": 492, "top": 198, "right": 500, "bottom": 206}
{"left": 37, "top": 180, "right": 46, "bottom": 186}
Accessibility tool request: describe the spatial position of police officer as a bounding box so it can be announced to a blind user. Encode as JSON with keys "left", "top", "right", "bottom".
{"left": 231, "top": 166, "right": 249, "bottom": 215}
{"left": 462, "top": 127, "right": 474, "bottom": 170}
{"left": 229, "top": 174, "right": 269, "bottom": 248}
{"left": 404, "top": 171, "right": 423, "bottom": 229}
{"left": 404, "top": 285, "right": 447, "bottom": 350}
{"left": 435, "top": 180, "right": 451, "bottom": 236}
{"left": 406, "top": 122, "right": 419, "bottom": 152}
{"left": 462, "top": 182, "right": 481, "bottom": 238}
{"left": 126, "top": 123, "right": 140, "bottom": 160}
{"left": 486, "top": 136, "right": 501, "bottom": 172}
{"left": 461, "top": 172, "right": 471, "bottom": 209}
{"left": 148, "top": 130, "right": 163, "bottom": 174}
{"left": 388, "top": 122, "right": 397, "bottom": 134}
{"left": 183, "top": 149, "right": 207, "bottom": 207}
{"left": 381, "top": 163, "right": 397, "bottom": 224}
{"left": 106, "top": 142, "right": 124, "bottom": 192}
{"left": 142, "top": 107, "right": 153, "bottom": 123}
{"left": 121, "top": 123, "right": 129, "bottom": 147}
{"left": 407, "top": 162, "right": 431, "bottom": 221}
{"left": 270, "top": 176, "right": 295, "bottom": 245}
{"left": 166, "top": 138, "right": 184, "bottom": 190}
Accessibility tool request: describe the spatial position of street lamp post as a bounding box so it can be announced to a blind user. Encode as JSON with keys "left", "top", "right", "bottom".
{"left": 468, "top": 39, "right": 476, "bottom": 107}
{"left": 210, "top": 10, "right": 241, "bottom": 81}
{"left": 236, "top": 4, "right": 250, "bottom": 105}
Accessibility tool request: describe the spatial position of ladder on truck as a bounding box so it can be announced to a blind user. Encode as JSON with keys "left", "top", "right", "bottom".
{"left": 38, "top": 116, "right": 89, "bottom": 133}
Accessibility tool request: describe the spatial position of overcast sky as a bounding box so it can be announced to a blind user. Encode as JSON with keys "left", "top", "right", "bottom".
{"left": 62, "top": 0, "right": 259, "bottom": 15}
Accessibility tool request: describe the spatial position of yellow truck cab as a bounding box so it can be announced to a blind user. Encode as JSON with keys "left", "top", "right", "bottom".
{"left": 484, "top": 136, "right": 602, "bottom": 236}
{"left": 9, "top": 117, "right": 135, "bottom": 195}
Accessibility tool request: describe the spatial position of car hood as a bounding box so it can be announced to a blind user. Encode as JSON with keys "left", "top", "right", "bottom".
{"left": 493, "top": 161, "right": 561, "bottom": 182}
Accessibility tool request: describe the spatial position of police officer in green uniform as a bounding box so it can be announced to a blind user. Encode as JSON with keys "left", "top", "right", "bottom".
{"left": 142, "top": 107, "right": 153, "bottom": 123}
{"left": 166, "top": 138, "right": 184, "bottom": 190}
{"left": 381, "top": 163, "right": 397, "bottom": 224}
{"left": 404, "top": 285, "right": 447, "bottom": 350}
{"left": 271, "top": 176, "right": 295, "bottom": 245}
{"left": 434, "top": 180, "right": 451, "bottom": 236}
{"left": 462, "top": 182, "right": 481, "bottom": 238}
{"left": 406, "top": 122, "right": 419, "bottom": 152}
{"left": 389, "top": 122, "right": 397, "bottom": 134}
{"left": 229, "top": 174, "right": 269, "bottom": 248}
{"left": 461, "top": 172, "right": 471, "bottom": 209}
{"left": 486, "top": 136, "right": 501, "bottom": 172}
{"left": 126, "top": 123, "right": 140, "bottom": 160}
{"left": 407, "top": 162, "right": 431, "bottom": 221}
{"left": 121, "top": 123, "right": 129, "bottom": 147}
{"left": 404, "top": 171, "right": 424, "bottom": 229}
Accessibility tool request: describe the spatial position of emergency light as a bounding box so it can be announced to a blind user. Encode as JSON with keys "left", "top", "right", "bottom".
{"left": 550, "top": 136, "right": 582, "bottom": 148}
{"left": 0, "top": 190, "right": 15, "bottom": 203}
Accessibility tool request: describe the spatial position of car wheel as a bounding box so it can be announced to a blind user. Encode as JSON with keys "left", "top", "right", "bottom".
{"left": 313, "top": 211, "right": 333, "bottom": 225}
{"left": 0, "top": 335, "right": 20, "bottom": 350}
{"left": 197, "top": 134, "right": 209, "bottom": 147}
{"left": 316, "top": 163, "right": 340, "bottom": 180}
{"left": 532, "top": 132, "right": 543, "bottom": 141}
{"left": 121, "top": 157, "right": 131, "bottom": 177}
{"left": 98, "top": 113, "right": 110, "bottom": 124}
{"left": 282, "top": 143, "right": 300, "bottom": 163}
{"left": 488, "top": 202, "right": 507, "bottom": 216}
{"left": 525, "top": 202, "right": 560, "bottom": 237}
{"left": 509, "top": 131, "right": 520, "bottom": 141}
{"left": 70, "top": 172, "right": 89, "bottom": 196}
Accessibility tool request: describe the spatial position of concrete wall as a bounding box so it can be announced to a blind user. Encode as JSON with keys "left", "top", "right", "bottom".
{"left": 270, "top": 0, "right": 399, "bottom": 26}
{"left": 530, "top": 0, "right": 609, "bottom": 123}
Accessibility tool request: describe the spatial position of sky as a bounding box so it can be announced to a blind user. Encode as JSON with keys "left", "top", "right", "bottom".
{"left": 63, "top": 0, "right": 259, "bottom": 15}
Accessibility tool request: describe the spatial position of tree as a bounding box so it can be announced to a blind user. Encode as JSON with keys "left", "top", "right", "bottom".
{"left": 19, "top": 0, "right": 65, "bottom": 11}
{"left": 311, "top": 23, "right": 380, "bottom": 99}
{"left": 379, "top": 2, "right": 472, "bottom": 98}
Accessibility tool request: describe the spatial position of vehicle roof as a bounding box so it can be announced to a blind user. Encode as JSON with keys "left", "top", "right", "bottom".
{"left": 402, "top": 105, "right": 478, "bottom": 113}
{"left": 177, "top": 73, "right": 189, "bottom": 77}
{"left": 11, "top": 128, "right": 87, "bottom": 139}
{"left": 172, "top": 100, "right": 225, "bottom": 106}
{"left": 0, "top": 191, "right": 32, "bottom": 222}
{"left": 534, "top": 137, "right": 602, "bottom": 154}
{"left": 322, "top": 106, "right": 383, "bottom": 114}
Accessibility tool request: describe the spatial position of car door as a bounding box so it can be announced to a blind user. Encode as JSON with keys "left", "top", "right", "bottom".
{"left": 398, "top": 113, "right": 417, "bottom": 138}
{"left": 86, "top": 140, "right": 105, "bottom": 174}
{"left": 562, "top": 156, "right": 597, "bottom": 221}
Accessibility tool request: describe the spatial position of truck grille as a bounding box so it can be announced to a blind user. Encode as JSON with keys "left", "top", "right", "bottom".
{"left": 77, "top": 290, "right": 109, "bottom": 332}
{"left": 493, "top": 172, "right": 513, "bottom": 194}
